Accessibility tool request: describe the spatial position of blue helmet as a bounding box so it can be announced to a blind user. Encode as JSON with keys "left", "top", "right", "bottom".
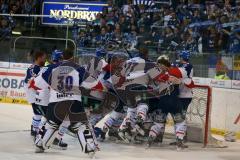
{"left": 179, "top": 50, "right": 190, "bottom": 61}
{"left": 51, "top": 50, "right": 63, "bottom": 62}
{"left": 96, "top": 47, "right": 107, "bottom": 58}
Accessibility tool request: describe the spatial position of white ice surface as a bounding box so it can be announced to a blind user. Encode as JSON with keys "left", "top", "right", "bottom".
{"left": 0, "top": 103, "right": 239, "bottom": 160}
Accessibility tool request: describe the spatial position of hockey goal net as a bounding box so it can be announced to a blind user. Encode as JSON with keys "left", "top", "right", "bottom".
{"left": 165, "top": 85, "right": 222, "bottom": 147}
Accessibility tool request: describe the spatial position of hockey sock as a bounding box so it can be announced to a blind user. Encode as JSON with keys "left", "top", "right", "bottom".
{"left": 136, "top": 103, "right": 149, "bottom": 121}
{"left": 32, "top": 115, "right": 42, "bottom": 133}
{"left": 175, "top": 121, "right": 187, "bottom": 140}
{"left": 39, "top": 117, "right": 47, "bottom": 129}
{"left": 104, "top": 111, "right": 123, "bottom": 131}
{"left": 119, "top": 108, "right": 136, "bottom": 130}
{"left": 149, "top": 123, "right": 165, "bottom": 139}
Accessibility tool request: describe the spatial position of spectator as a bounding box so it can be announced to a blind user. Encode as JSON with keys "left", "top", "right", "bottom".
{"left": 230, "top": 29, "right": 240, "bottom": 54}
{"left": 22, "top": 0, "right": 32, "bottom": 14}
{"left": 0, "top": 18, "right": 11, "bottom": 39}
{"left": 0, "top": 0, "right": 8, "bottom": 13}
{"left": 203, "top": 27, "right": 219, "bottom": 53}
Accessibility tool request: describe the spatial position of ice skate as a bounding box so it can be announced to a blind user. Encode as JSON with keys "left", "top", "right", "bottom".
{"left": 52, "top": 138, "right": 68, "bottom": 150}
{"left": 147, "top": 136, "right": 155, "bottom": 148}
{"left": 176, "top": 138, "right": 188, "bottom": 151}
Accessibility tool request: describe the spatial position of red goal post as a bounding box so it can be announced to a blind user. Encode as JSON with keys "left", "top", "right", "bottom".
{"left": 192, "top": 85, "right": 212, "bottom": 147}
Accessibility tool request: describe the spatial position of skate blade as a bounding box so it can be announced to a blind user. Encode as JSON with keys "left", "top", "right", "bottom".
{"left": 169, "top": 142, "right": 177, "bottom": 146}
{"left": 176, "top": 145, "right": 188, "bottom": 151}
{"left": 118, "top": 132, "right": 130, "bottom": 143}
{"left": 88, "top": 151, "right": 97, "bottom": 159}
{"left": 35, "top": 147, "right": 44, "bottom": 153}
{"left": 176, "top": 147, "right": 185, "bottom": 151}
{"left": 146, "top": 143, "right": 152, "bottom": 149}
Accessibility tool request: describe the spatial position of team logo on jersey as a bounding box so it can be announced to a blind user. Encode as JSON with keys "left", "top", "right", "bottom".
{"left": 56, "top": 92, "right": 74, "bottom": 99}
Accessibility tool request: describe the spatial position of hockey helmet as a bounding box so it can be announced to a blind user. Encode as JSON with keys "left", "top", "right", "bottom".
{"left": 179, "top": 50, "right": 190, "bottom": 61}
{"left": 51, "top": 50, "right": 63, "bottom": 62}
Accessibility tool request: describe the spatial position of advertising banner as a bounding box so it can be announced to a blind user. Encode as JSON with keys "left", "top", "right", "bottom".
{"left": 233, "top": 55, "right": 240, "bottom": 71}
{"left": 42, "top": 0, "right": 108, "bottom": 25}
{"left": 0, "top": 68, "right": 28, "bottom": 105}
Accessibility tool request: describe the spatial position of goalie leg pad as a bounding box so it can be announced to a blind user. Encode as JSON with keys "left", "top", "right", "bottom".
{"left": 57, "top": 120, "right": 70, "bottom": 139}
{"left": 40, "top": 122, "right": 59, "bottom": 149}
{"left": 77, "top": 124, "right": 98, "bottom": 153}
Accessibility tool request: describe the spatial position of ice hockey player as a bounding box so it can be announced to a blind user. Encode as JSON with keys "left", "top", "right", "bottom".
{"left": 100, "top": 52, "right": 128, "bottom": 141}
{"left": 34, "top": 50, "right": 68, "bottom": 150}
{"left": 85, "top": 50, "right": 128, "bottom": 141}
{"left": 81, "top": 47, "right": 109, "bottom": 140}
{"left": 34, "top": 49, "right": 99, "bottom": 155}
{"left": 175, "top": 50, "right": 194, "bottom": 120}
{"left": 169, "top": 50, "right": 194, "bottom": 147}
{"left": 24, "top": 51, "right": 46, "bottom": 137}
{"left": 147, "top": 53, "right": 194, "bottom": 150}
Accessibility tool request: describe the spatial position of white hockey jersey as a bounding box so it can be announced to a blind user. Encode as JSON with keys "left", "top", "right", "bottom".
{"left": 24, "top": 64, "right": 41, "bottom": 104}
{"left": 87, "top": 57, "right": 108, "bottom": 100}
{"left": 35, "top": 67, "right": 50, "bottom": 106}
{"left": 34, "top": 61, "right": 86, "bottom": 103}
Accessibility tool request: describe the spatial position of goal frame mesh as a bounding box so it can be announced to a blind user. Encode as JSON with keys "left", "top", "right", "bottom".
{"left": 164, "top": 84, "right": 213, "bottom": 147}
{"left": 193, "top": 85, "right": 212, "bottom": 147}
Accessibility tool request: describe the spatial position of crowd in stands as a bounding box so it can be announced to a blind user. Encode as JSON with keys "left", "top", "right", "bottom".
{"left": 1, "top": 0, "right": 240, "bottom": 54}
{"left": 0, "top": 0, "right": 41, "bottom": 39}
{"left": 74, "top": 0, "right": 240, "bottom": 55}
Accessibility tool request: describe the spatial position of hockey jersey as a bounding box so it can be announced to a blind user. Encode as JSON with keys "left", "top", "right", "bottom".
{"left": 24, "top": 64, "right": 41, "bottom": 104}
{"left": 34, "top": 61, "right": 87, "bottom": 103}
{"left": 170, "top": 62, "right": 194, "bottom": 98}
{"left": 116, "top": 57, "right": 169, "bottom": 91}
{"left": 34, "top": 67, "right": 50, "bottom": 106}
{"left": 86, "top": 57, "right": 108, "bottom": 99}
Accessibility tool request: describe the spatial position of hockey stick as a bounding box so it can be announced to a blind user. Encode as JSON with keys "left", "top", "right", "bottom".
{"left": 108, "top": 40, "right": 133, "bottom": 58}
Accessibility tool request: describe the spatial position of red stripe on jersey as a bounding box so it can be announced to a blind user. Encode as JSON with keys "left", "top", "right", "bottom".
{"left": 185, "top": 80, "right": 195, "bottom": 88}
{"left": 154, "top": 73, "right": 169, "bottom": 82}
{"left": 28, "top": 79, "right": 41, "bottom": 90}
{"left": 102, "top": 64, "right": 111, "bottom": 72}
{"left": 92, "top": 82, "right": 104, "bottom": 91}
